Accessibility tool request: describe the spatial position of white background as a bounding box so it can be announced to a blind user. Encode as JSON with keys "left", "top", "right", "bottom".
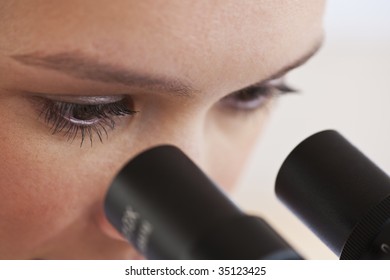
{"left": 232, "top": 0, "right": 390, "bottom": 259}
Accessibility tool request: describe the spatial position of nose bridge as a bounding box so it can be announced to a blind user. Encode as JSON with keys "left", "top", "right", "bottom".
{"left": 136, "top": 109, "right": 207, "bottom": 171}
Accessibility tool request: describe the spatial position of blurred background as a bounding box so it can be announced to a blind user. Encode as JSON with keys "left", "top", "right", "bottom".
{"left": 232, "top": 0, "right": 390, "bottom": 259}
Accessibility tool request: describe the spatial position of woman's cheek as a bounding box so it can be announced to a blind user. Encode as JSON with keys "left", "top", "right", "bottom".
{"left": 0, "top": 123, "right": 115, "bottom": 258}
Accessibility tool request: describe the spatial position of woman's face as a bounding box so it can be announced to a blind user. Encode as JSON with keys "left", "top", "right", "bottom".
{"left": 0, "top": 0, "right": 324, "bottom": 259}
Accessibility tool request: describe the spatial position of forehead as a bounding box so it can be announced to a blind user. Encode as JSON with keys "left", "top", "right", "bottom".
{"left": 0, "top": 0, "right": 324, "bottom": 94}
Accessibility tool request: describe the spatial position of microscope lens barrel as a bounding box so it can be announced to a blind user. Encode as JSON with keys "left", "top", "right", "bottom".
{"left": 275, "top": 130, "right": 390, "bottom": 259}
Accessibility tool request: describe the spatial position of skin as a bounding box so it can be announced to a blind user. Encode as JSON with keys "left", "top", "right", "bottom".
{"left": 0, "top": 0, "right": 324, "bottom": 259}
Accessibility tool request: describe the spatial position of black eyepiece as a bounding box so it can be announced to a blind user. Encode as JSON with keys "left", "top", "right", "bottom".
{"left": 275, "top": 130, "right": 390, "bottom": 259}
{"left": 105, "top": 145, "right": 301, "bottom": 260}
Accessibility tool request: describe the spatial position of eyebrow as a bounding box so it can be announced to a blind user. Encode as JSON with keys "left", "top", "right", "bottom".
{"left": 259, "top": 39, "right": 323, "bottom": 84}
{"left": 11, "top": 40, "right": 322, "bottom": 96}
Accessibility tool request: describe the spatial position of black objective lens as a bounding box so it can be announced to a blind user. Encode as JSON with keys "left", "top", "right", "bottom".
{"left": 275, "top": 130, "right": 390, "bottom": 259}
{"left": 105, "top": 145, "right": 301, "bottom": 260}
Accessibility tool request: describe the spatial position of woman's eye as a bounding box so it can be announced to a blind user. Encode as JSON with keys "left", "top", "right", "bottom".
{"left": 219, "top": 77, "right": 296, "bottom": 111}
{"left": 38, "top": 98, "right": 137, "bottom": 146}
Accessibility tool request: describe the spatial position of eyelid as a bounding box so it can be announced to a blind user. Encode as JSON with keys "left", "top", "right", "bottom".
{"left": 254, "top": 76, "right": 297, "bottom": 93}
{"left": 36, "top": 95, "right": 126, "bottom": 105}
{"left": 253, "top": 76, "right": 286, "bottom": 88}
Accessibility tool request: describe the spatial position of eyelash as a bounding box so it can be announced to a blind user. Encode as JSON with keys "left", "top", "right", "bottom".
{"left": 39, "top": 99, "right": 137, "bottom": 146}
{"left": 220, "top": 79, "right": 296, "bottom": 110}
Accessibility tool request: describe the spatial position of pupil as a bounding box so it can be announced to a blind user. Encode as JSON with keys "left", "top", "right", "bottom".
{"left": 239, "top": 87, "right": 266, "bottom": 101}
{"left": 73, "top": 106, "right": 96, "bottom": 120}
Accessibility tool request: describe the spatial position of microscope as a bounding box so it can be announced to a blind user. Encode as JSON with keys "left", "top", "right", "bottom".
{"left": 105, "top": 130, "right": 390, "bottom": 260}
